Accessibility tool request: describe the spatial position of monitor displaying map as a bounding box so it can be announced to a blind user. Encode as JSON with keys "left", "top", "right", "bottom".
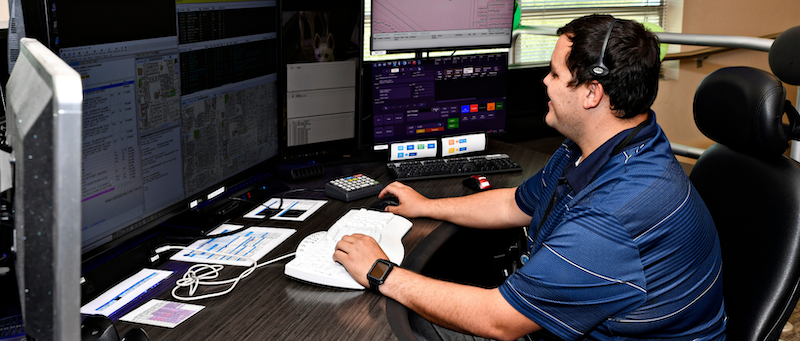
{"left": 370, "top": 0, "right": 515, "bottom": 53}
{"left": 26, "top": 0, "right": 280, "bottom": 257}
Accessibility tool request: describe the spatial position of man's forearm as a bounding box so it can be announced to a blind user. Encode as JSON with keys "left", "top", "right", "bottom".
{"left": 423, "top": 188, "right": 529, "bottom": 229}
{"left": 380, "top": 267, "right": 540, "bottom": 340}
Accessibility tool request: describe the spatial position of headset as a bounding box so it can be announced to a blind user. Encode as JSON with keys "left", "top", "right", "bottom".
{"left": 589, "top": 19, "right": 618, "bottom": 77}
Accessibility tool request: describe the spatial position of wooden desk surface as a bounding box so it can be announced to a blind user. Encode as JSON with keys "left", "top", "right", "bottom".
{"left": 115, "top": 139, "right": 551, "bottom": 340}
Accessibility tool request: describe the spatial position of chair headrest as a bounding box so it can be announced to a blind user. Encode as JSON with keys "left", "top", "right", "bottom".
{"left": 694, "top": 67, "right": 795, "bottom": 156}
{"left": 769, "top": 26, "right": 800, "bottom": 86}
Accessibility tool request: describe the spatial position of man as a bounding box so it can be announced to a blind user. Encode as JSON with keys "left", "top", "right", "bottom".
{"left": 333, "top": 14, "right": 726, "bottom": 340}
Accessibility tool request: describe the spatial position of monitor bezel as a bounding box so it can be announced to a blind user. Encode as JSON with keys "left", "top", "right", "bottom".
{"left": 8, "top": 37, "right": 84, "bottom": 340}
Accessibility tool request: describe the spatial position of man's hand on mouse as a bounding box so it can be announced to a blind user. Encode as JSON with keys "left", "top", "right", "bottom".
{"left": 378, "top": 181, "right": 430, "bottom": 217}
{"left": 333, "top": 234, "right": 389, "bottom": 288}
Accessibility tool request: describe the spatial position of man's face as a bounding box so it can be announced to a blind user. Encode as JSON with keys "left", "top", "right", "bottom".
{"left": 542, "top": 35, "right": 584, "bottom": 139}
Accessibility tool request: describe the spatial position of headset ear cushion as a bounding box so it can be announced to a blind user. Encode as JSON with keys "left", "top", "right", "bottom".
{"left": 590, "top": 64, "right": 609, "bottom": 77}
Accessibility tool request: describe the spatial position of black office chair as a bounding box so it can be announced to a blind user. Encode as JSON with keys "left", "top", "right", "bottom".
{"left": 689, "top": 66, "right": 800, "bottom": 341}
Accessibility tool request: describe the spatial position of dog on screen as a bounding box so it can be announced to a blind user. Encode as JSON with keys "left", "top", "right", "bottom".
{"left": 313, "top": 33, "right": 335, "bottom": 62}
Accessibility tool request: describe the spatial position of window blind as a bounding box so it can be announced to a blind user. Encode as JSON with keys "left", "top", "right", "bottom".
{"left": 515, "top": 0, "right": 667, "bottom": 64}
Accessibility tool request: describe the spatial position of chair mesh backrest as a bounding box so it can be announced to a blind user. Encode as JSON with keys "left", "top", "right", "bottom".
{"left": 690, "top": 67, "right": 800, "bottom": 341}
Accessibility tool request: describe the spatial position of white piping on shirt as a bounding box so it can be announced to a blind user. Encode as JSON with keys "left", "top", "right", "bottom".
{"left": 543, "top": 244, "right": 647, "bottom": 294}
{"left": 614, "top": 265, "right": 723, "bottom": 324}
{"left": 506, "top": 282, "right": 584, "bottom": 336}
{"left": 634, "top": 186, "right": 692, "bottom": 242}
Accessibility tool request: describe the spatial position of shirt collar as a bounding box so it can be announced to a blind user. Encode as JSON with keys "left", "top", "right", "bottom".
{"left": 562, "top": 111, "right": 658, "bottom": 194}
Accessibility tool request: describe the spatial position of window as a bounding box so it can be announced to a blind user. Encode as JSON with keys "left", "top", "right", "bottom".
{"left": 514, "top": 0, "right": 668, "bottom": 65}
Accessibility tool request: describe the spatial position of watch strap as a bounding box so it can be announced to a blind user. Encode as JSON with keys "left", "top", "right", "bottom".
{"left": 369, "top": 278, "right": 381, "bottom": 292}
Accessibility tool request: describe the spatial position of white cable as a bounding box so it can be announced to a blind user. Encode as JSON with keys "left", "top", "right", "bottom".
{"left": 154, "top": 245, "right": 295, "bottom": 301}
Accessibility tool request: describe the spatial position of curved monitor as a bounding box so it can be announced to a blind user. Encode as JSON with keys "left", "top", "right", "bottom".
{"left": 19, "top": 0, "right": 281, "bottom": 283}
{"left": 370, "top": 0, "right": 515, "bottom": 54}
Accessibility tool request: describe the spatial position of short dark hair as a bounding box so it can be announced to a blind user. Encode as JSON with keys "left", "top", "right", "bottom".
{"left": 557, "top": 15, "right": 661, "bottom": 119}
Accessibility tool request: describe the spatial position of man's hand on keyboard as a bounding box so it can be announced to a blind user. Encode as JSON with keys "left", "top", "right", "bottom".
{"left": 379, "top": 181, "right": 430, "bottom": 217}
{"left": 333, "top": 234, "right": 389, "bottom": 288}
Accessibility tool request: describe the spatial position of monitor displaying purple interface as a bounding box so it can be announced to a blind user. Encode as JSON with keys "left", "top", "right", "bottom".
{"left": 371, "top": 52, "right": 507, "bottom": 146}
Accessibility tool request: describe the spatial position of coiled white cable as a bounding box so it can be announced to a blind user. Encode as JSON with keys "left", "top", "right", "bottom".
{"left": 154, "top": 245, "right": 295, "bottom": 301}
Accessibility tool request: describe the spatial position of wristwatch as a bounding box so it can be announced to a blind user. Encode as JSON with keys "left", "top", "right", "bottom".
{"left": 367, "top": 259, "right": 397, "bottom": 293}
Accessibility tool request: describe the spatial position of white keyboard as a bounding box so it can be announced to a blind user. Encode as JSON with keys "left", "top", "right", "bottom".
{"left": 284, "top": 208, "right": 412, "bottom": 289}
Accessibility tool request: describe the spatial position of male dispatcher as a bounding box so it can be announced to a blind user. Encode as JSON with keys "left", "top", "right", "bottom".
{"left": 334, "top": 15, "right": 727, "bottom": 341}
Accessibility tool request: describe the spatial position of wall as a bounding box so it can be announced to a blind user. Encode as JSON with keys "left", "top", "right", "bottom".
{"left": 0, "top": 0, "right": 7, "bottom": 29}
{"left": 654, "top": 0, "right": 800, "bottom": 150}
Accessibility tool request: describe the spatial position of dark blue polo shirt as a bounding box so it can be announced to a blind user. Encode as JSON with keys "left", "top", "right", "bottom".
{"left": 502, "top": 112, "right": 726, "bottom": 340}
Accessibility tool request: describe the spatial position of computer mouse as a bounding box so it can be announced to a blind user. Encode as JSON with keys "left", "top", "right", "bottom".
{"left": 463, "top": 175, "right": 491, "bottom": 191}
{"left": 370, "top": 197, "right": 400, "bottom": 211}
{"left": 81, "top": 315, "right": 119, "bottom": 341}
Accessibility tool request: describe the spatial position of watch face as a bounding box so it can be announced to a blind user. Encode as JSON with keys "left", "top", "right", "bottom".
{"left": 370, "top": 260, "right": 391, "bottom": 279}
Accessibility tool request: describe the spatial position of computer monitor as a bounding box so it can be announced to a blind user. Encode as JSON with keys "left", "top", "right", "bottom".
{"left": 370, "top": 0, "right": 515, "bottom": 53}
{"left": 368, "top": 52, "right": 509, "bottom": 156}
{"left": 8, "top": 37, "right": 83, "bottom": 341}
{"left": 17, "top": 0, "right": 281, "bottom": 299}
{"left": 280, "top": 0, "right": 363, "bottom": 162}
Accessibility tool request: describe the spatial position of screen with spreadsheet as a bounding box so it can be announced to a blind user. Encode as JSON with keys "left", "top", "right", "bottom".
{"left": 20, "top": 0, "right": 280, "bottom": 257}
{"left": 370, "top": 0, "right": 515, "bottom": 53}
{"left": 370, "top": 52, "right": 508, "bottom": 148}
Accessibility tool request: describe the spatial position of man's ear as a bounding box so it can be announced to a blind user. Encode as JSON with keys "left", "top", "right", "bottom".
{"left": 584, "top": 81, "right": 604, "bottom": 109}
